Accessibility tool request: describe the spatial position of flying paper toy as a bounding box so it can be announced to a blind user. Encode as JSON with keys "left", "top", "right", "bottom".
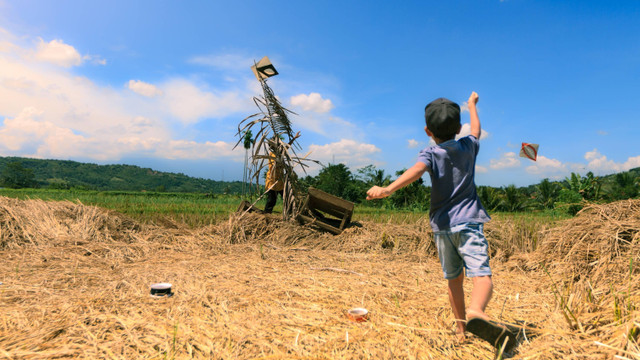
{"left": 520, "top": 143, "right": 539, "bottom": 161}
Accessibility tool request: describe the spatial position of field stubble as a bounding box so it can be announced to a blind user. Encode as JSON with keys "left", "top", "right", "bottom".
{"left": 0, "top": 196, "right": 638, "bottom": 359}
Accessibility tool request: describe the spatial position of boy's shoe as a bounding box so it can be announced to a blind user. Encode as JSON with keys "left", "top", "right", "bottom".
{"left": 466, "top": 317, "right": 518, "bottom": 353}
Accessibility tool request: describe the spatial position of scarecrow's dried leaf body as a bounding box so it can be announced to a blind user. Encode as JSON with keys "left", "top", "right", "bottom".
{"left": 235, "top": 75, "right": 319, "bottom": 220}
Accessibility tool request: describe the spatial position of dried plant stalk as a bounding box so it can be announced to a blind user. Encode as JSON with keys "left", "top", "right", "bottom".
{"left": 235, "top": 75, "right": 319, "bottom": 220}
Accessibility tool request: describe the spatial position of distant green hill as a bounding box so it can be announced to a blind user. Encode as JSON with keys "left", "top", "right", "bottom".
{"left": 0, "top": 157, "right": 243, "bottom": 193}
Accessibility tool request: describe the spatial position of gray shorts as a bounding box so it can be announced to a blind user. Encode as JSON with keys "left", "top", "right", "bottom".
{"left": 433, "top": 223, "right": 492, "bottom": 280}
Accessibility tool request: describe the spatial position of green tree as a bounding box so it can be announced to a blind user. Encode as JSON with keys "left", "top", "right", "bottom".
{"left": 1, "top": 161, "right": 37, "bottom": 189}
{"left": 535, "top": 178, "right": 559, "bottom": 209}
{"left": 557, "top": 188, "right": 584, "bottom": 215}
{"left": 478, "top": 186, "right": 501, "bottom": 212}
{"left": 298, "top": 175, "right": 316, "bottom": 193}
{"left": 315, "top": 163, "right": 354, "bottom": 200}
{"left": 371, "top": 169, "right": 391, "bottom": 187}
{"left": 564, "top": 172, "right": 601, "bottom": 201}
{"left": 387, "top": 169, "right": 429, "bottom": 210}
{"left": 498, "top": 184, "right": 528, "bottom": 212}
{"left": 609, "top": 172, "right": 638, "bottom": 200}
{"left": 48, "top": 179, "right": 70, "bottom": 190}
{"left": 357, "top": 165, "right": 391, "bottom": 187}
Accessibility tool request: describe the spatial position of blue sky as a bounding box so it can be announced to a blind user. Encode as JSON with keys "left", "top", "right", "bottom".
{"left": 0, "top": 1, "right": 638, "bottom": 187}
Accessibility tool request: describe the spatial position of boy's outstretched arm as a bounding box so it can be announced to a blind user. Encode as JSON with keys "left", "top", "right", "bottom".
{"left": 468, "top": 92, "right": 481, "bottom": 139}
{"left": 366, "top": 162, "right": 428, "bottom": 200}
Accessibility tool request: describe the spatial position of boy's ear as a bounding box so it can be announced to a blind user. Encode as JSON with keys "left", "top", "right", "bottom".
{"left": 424, "top": 126, "right": 432, "bottom": 137}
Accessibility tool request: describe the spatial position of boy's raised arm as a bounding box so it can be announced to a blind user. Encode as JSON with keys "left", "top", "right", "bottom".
{"left": 468, "top": 91, "right": 481, "bottom": 139}
{"left": 366, "top": 162, "right": 427, "bottom": 200}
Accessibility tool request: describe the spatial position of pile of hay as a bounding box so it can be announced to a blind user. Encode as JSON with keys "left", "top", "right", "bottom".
{"left": 0, "top": 197, "right": 239, "bottom": 260}
{"left": 222, "top": 211, "right": 436, "bottom": 255}
{"left": 520, "top": 200, "right": 640, "bottom": 357}
{"left": 0, "top": 197, "right": 140, "bottom": 248}
{"left": 0, "top": 196, "right": 638, "bottom": 359}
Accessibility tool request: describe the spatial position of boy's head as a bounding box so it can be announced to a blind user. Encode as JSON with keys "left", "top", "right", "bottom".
{"left": 424, "top": 98, "right": 461, "bottom": 141}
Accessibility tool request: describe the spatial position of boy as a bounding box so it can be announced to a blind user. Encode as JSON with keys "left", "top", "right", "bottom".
{"left": 366, "top": 92, "right": 495, "bottom": 342}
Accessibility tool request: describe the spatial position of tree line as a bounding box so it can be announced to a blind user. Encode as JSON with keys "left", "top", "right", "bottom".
{"left": 299, "top": 163, "right": 640, "bottom": 215}
{"left": 1, "top": 156, "right": 638, "bottom": 215}
{"left": 0, "top": 157, "right": 243, "bottom": 194}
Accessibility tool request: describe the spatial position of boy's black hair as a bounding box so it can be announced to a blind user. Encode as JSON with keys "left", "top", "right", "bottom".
{"left": 425, "top": 98, "right": 461, "bottom": 141}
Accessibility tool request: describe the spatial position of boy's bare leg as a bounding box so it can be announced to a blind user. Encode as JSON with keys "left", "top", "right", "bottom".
{"left": 447, "top": 272, "right": 466, "bottom": 340}
{"left": 467, "top": 275, "right": 493, "bottom": 321}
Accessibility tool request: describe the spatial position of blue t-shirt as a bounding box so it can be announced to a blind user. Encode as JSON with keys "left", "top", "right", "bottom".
{"left": 416, "top": 135, "right": 490, "bottom": 231}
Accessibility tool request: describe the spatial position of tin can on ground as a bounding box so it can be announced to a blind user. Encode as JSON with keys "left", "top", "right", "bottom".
{"left": 346, "top": 308, "right": 369, "bottom": 322}
{"left": 150, "top": 283, "right": 173, "bottom": 298}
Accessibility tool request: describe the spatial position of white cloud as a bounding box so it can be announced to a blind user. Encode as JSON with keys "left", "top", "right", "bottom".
{"left": 34, "top": 38, "right": 83, "bottom": 67}
{"left": 0, "top": 107, "right": 244, "bottom": 162}
{"left": 583, "top": 149, "right": 640, "bottom": 174}
{"left": 131, "top": 116, "right": 154, "bottom": 127}
{"left": 189, "top": 54, "right": 255, "bottom": 71}
{"left": 459, "top": 100, "right": 480, "bottom": 114}
{"left": 521, "top": 150, "right": 640, "bottom": 180}
{"left": 0, "top": 29, "right": 252, "bottom": 163}
{"left": 0, "top": 107, "right": 95, "bottom": 159}
{"left": 161, "top": 78, "right": 248, "bottom": 124}
{"left": 483, "top": 145, "right": 640, "bottom": 182}
{"left": 597, "top": 130, "right": 608, "bottom": 136}
{"left": 489, "top": 152, "right": 521, "bottom": 170}
{"left": 88, "top": 56, "right": 107, "bottom": 66}
{"left": 290, "top": 92, "right": 334, "bottom": 113}
{"left": 0, "top": 29, "right": 386, "bottom": 174}
{"left": 407, "top": 139, "right": 419, "bottom": 148}
{"left": 624, "top": 156, "right": 640, "bottom": 169}
{"left": 0, "top": 28, "right": 19, "bottom": 54}
{"left": 293, "top": 112, "right": 356, "bottom": 137}
{"left": 525, "top": 155, "right": 568, "bottom": 178}
{"left": 584, "top": 149, "right": 603, "bottom": 162}
{"left": 476, "top": 165, "right": 488, "bottom": 174}
{"left": 307, "top": 139, "right": 381, "bottom": 171}
{"left": 155, "top": 140, "right": 239, "bottom": 160}
{"left": 456, "top": 123, "right": 489, "bottom": 140}
{"left": 127, "top": 80, "right": 163, "bottom": 97}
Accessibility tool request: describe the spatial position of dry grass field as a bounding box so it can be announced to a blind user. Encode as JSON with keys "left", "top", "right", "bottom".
{"left": 0, "top": 196, "right": 638, "bottom": 359}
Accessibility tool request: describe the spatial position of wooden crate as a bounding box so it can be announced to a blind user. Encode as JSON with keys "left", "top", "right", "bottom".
{"left": 296, "top": 187, "right": 354, "bottom": 235}
{"left": 236, "top": 200, "right": 263, "bottom": 214}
